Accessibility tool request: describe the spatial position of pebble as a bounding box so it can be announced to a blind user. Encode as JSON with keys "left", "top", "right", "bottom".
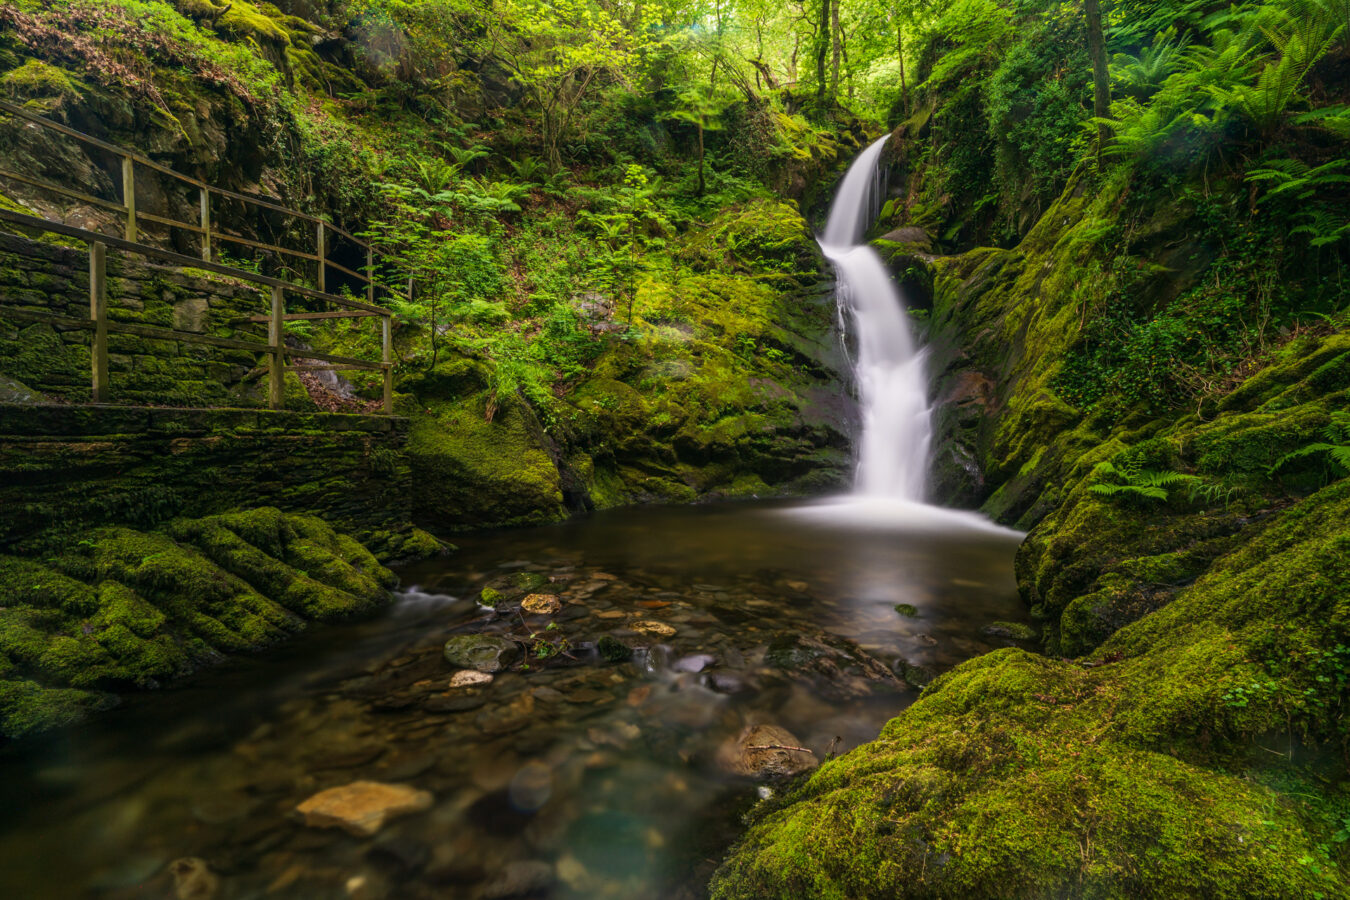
{"left": 169, "top": 858, "right": 218, "bottom": 900}
{"left": 521, "top": 594, "right": 562, "bottom": 615}
{"left": 630, "top": 620, "right": 677, "bottom": 637}
{"left": 449, "top": 670, "right": 494, "bottom": 689}
{"left": 481, "top": 860, "right": 554, "bottom": 898}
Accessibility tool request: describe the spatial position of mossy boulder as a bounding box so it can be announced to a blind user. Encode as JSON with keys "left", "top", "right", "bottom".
{"left": 714, "top": 480, "right": 1350, "bottom": 898}
{"left": 0, "top": 509, "right": 394, "bottom": 739}
{"left": 407, "top": 392, "right": 568, "bottom": 532}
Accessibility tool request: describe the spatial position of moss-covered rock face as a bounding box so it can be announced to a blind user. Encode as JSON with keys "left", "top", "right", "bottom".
{"left": 0, "top": 507, "right": 394, "bottom": 739}
{"left": 715, "top": 482, "right": 1350, "bottom": 899}
{"left": 407, "top": 390, "right": 569, "bottom": 532}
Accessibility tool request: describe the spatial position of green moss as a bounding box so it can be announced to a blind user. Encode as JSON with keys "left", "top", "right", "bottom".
{"left": 407, "top": 393, "right": 567, "bottom": 531}
{"left": 717, "top": 480, "right": 1350, "bottom": 898}
{"left": 893, "top": 603, "right": 918, "bottom": 618}
{"left": 0, "top": 679, "right": 109, "bottom": 740}
{"left": 0, "top": 59, "right": 84, "bottom": 101}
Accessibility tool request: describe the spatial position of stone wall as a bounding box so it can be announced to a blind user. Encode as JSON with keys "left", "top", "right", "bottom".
{"left": 0, "top": 403, "right": 411, "bottom": 552}
{"left": 0, "top": 228, "right": 317, "bottom": 407}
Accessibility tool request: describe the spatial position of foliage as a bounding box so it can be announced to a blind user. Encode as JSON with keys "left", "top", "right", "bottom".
{"left": 1087, "top": 459, "right": 1201, "bottom": 502}
{"left": 1270, "top": 412, "right": 1350, "bottom": 479}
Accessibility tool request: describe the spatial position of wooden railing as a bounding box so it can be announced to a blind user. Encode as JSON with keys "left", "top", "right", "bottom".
{"left": 0, "top": 100, "right": 404, "bottom": 413}
{"left": 0, "top": 207, "right": 395, "bottom": 413}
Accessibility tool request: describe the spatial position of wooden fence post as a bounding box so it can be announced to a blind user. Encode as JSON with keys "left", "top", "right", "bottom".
{"left": 316, "top": 221, "right": 326, "bottom": 293}
{"left": 366, "top": 247, "right": 375, "bottom": 305}
{"left": 269, "top": 285, "right": 284, "bottom": 410}
{"left": 121, "top": 156, "right": 136, "bottom": 243}
{"left": 382, "top": 314, "right": 393, "bottom": 415}
{"left": 89, "top": 241, "right": 108, "bottom": 403}
{"left": 200, "top": 187, "right": 211, "bottom": 261}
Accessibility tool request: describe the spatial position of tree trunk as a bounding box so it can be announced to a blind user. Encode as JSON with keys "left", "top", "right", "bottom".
{"left": 1084, "top": 0, "right": 1112, "bottom": 166}
{"left": 697, "top": 123, "right": 706, "bottom": 196}
{"left": 814, "top": 0, "right": 830, "bottom": 108}
{"left": 897, "top": 15, "right": 908, "bottom": 115}
{"left": 830, "top": 0, "right": 842, "bottom": 100}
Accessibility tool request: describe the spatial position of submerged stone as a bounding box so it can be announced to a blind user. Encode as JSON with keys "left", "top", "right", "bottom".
{"left": 597, "top": 634, "right": 633, "bottom": 662}
{"left": 443, "top": 635, "right": 520, "bottom": 673}
{"left": 716, "top": 724, "right": 817, "bottom": 780}
{"left": 521, "top": 593, "right": 562, "bottom": 615}
{"left": 449, "top": 670, "right": 494, "bottom": 689}
{"left": 295, "top": 781, "right": 433, "bottom": 837}
{"left": 981, "top": 621, "right": 1037, "bottom": 641}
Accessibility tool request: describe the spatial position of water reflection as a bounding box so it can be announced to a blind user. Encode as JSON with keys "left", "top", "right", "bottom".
{"left": 0, "top": 501, "right": 1027, "bottom": 899}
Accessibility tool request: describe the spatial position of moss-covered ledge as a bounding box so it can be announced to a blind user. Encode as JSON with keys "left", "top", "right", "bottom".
{"left": 0, "top": 403, "right": 419, "bottom": 556}
{"left": 712, "top": 480, "right": 1350, "bottom": 899}
{"left": 0, "top": 507, "right": 400, "bottom": 739}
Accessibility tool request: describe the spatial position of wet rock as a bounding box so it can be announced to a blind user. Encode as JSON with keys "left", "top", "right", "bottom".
{"left": 895, "top": 659, "right": 938, "bottom": 689}
{"left": 367, "top": 836, "right": 429, "bottom": 874}
{"left": 673, "top": 653, "right": 715, "bottom": 673}
{"left": 481, "top": 860, "right": 555, "bottom": 898}
{"left": 191, "top": 792, "right": 256, "bottom": 825}
{"left": 521, "top": 594, "right": 562, "bottom": 615}
{"left": 763, "top": 631, "right": 900, "bottom": 697}
{"left": 982, "top": 621, "right": 1037, "bottom": 641}
{"left": 423, "top": 692, "right": 488, "bottom": 714}
{"left": 449, "top": 670, "right": 495, "bottom": 689}
{"left": 345, "top": 874, "right": 387, "bottom": 900}
{"left": 630, "top": 620, "right": 677, "bottom": 637}
{"left": 311, "top": 744, "right": 385, "bottom": 769}
{"left": 296, "top": 781, "right": 433, "bottom": 837}
{"left": 443, "top": 635, "right": 521, "bottom": 673}
{"left": 169, "top": 858, "right": 218, "bottom": 900}
{"left": 705, "top": 671, "right": 754, "bottom": 695}
{"left": 597, "top": 634, "right": 633, "bottom": 662}
{"left": 716, "top": 724, "right": 818, "bottom": 780}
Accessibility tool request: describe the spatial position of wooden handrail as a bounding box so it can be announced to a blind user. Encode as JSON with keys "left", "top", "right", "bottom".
{"left": 0, "top": 208, "right": 395, "bottom": 414}
{"left": 0, "top": 208, "right": 391, "bottom": 313}
{"left": 0, "top": 99, "right": 413, "bottom": 303}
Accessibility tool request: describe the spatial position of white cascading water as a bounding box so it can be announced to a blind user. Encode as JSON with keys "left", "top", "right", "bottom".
{"left": 820, "top": 135, "right": 933, "bottom": 502}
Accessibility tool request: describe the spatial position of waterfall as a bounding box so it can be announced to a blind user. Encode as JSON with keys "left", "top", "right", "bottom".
{"left": 820, "top": 135, "right": 933, "bottom": 502}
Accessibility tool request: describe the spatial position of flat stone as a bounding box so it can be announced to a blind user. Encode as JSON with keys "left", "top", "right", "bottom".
{"left": 630, "top": 620, "right": 676, "bottom": 637}
{"left": 296, "top": 781, "right": 433, "bottom": 837}
{"left": 449, "top": 670, "right": 494, "bottom": 689}
{"left": 521, "top": 594, "right": 562, "bottom": 615}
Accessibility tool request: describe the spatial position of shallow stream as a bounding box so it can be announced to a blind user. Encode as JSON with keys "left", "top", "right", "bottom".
{"left": 0, "top": 500, "right": 1027, "bottom": 899}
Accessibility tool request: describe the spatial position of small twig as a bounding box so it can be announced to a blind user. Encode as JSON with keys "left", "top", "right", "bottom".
{"left": 748, "top": 744, "right": 812, "bottom": 753}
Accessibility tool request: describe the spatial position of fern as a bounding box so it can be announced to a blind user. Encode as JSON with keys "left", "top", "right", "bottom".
{"left": 1088, "top": 460, "right": 1202, "bottom": 502}
{"left": 1112, "top": 29, "right": 1185, "bottom": 98}
{"left": 1290, "top": 209, "right": 1350, "bottom": 246}
{"left": 1270, "top": 413, "right": 1350, "bottom": 478}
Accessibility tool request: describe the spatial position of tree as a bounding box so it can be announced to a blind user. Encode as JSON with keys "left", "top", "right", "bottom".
{"left": 668, "top": 86, "right": 730, "bottom": 195}
{"left": 488, "top": 0, "right": 649, "bottom": 169}
{"left": 1084, "top": 0, "right": 1112, "bottom": 164}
